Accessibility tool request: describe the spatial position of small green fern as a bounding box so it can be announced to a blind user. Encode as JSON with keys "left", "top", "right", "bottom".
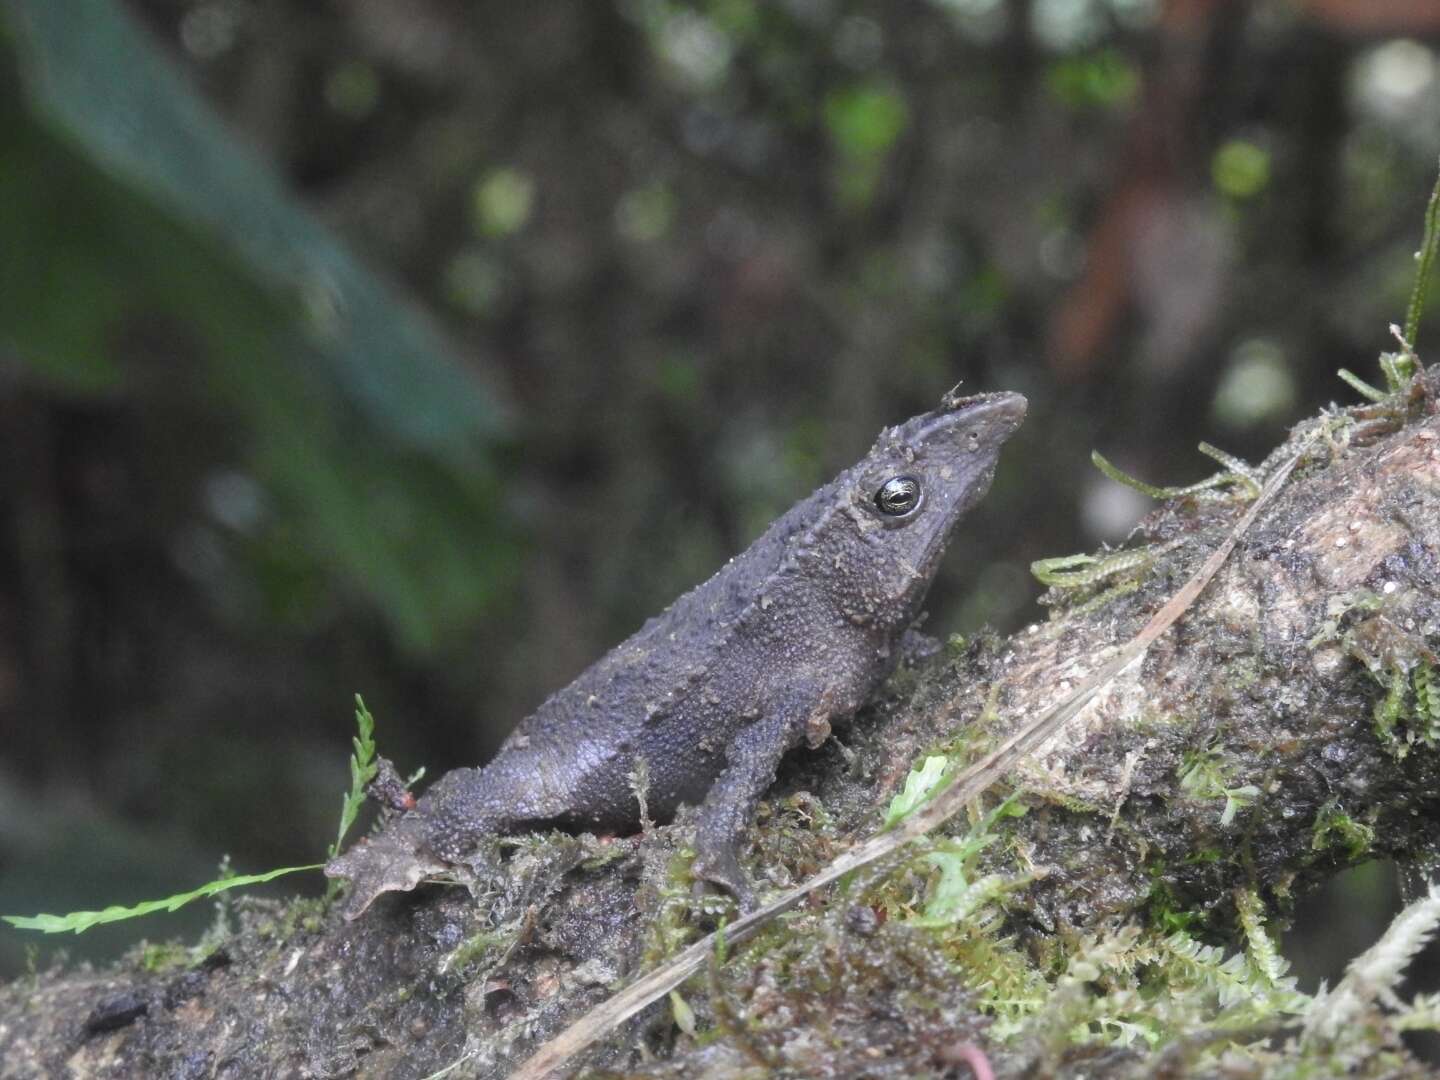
{"left": 2, "top": 865, "right": 321, "bottom": 935}
{"left": 4, "top": 694, "right": 379, "bottom": 934}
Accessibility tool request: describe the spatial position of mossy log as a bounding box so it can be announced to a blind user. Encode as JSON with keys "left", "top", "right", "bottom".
{"left": 2, "top": 396, "right": 1438, "bottom": 1079}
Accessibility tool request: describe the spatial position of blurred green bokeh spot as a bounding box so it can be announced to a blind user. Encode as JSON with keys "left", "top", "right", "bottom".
{"left": 1212, "top": 138, "right": 1272, "bottom": 200}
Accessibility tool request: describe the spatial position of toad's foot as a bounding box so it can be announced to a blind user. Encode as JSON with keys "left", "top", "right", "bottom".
{"left": 324, "top": 814, "right": 448, "bottom": 920}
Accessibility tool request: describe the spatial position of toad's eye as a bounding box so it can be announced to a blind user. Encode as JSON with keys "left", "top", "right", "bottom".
{"left": 874, "top": 475, "right": 921, "bottom": 516}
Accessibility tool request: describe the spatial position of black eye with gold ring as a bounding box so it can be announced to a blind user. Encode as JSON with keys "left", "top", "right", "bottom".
{"left": 874, "top": 475, "right": 921, "bottom": 517}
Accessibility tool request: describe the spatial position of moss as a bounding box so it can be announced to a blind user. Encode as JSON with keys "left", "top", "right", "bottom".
{"left": 638, "top": 846, "right": 719, "bottom": 972}
{"left": 438, "top": 928, "right": 511, "bottom": 978}
{"left": 1145, "top": 874, "right": 1202, "bottom": 935}
{"left": 1179, "top": 847, "right": 1223, "bottom": 866}
{"left": 1310, "top": 800, "right": 1377, "bottom": 861}
{"left": 1176, "top": 746, "right": 1262, "bottom": 826}
{"left": 135, "top": 940, "right": 191, "bottom": 973}
{"left": 1031, "top": 541, "right": 1184, "bottom": 621}
{"left": 691, "top": 849, "right": 1320, "bottom": 1076}
{"left": 1364, "top": 654, "right": 1440, "bottom": 760}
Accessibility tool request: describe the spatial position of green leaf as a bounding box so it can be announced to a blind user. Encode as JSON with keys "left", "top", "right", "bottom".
{"left": 919, "top": 853, "right": 1011, "bottom": 924}
{"left": 3, "top": 0, "right": 509, "bottom": 451}
{"left": 0, "top": 1, "right": 520, "bottom": 650}
{"left": 1220, "top": 785, "right": 1261, "bottom": 827}
{"left": 883, "top": 755, "right": 949, "bottom": 829}
{"left": 3, "top": 864, "right": 321, "bottom": 934}
{"left": 669, "top": 991, "right": 697, "bottom": 1037}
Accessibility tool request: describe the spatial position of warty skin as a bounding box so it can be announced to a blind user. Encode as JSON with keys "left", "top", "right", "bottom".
{"left": 327, "top": 390, "right": 1027, "bottom": 918}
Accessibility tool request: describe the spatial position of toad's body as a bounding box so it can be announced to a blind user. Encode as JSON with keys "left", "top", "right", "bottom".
{"left": 327, "top": 392, "right": 1027, "bottom": 917}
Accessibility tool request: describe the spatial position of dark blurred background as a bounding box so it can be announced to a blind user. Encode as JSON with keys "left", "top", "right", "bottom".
{"left": 1, "top": 0, "right": 1437, "bottom": 1030}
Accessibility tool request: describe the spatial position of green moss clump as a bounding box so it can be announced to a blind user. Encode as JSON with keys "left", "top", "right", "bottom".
{"left": 1311, "top": 801, "right": 1377, "bottom": 861}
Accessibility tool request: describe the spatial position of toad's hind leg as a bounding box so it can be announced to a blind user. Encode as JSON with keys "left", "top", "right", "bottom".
{"left": 691, "top": 700, "right": 810, "bottom": 910}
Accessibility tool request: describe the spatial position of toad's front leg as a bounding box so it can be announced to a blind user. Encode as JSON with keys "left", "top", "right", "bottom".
{"left": 690, "top": 693, "right": 830, "bottom": 910}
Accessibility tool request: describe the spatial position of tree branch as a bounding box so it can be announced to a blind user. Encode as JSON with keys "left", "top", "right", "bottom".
{"left": 2, "top": 396, "right": 1438, "bottom": 1079}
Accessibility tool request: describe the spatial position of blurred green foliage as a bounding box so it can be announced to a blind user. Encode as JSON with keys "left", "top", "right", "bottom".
{"left": 1046, "top": 49, "right": 1140, "bottom": 110}
{"left": 0, "top": 0, "right": 516, "bottom": 650}
{"left": 824, "top": 83, "right": 908, "bottom": 158}
{"left": 472, "top": 169, "right": 536, "bottom": 239}
{"left": 825, "top": 83, "right": 908, "bottom": 209}
{"left": 1212, "top": 139, "right": 1272, "bottom": 201}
